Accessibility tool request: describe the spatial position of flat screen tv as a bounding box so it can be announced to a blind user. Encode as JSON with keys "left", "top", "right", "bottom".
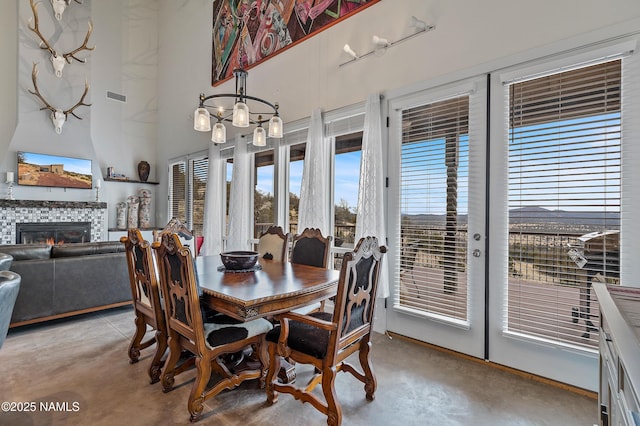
{"left": 17, "top": 151, "right": 92, "bottom": 189}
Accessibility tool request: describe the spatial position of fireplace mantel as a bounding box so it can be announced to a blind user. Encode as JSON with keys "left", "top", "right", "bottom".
{"left": 0, "top": 200, "right": 106, "bottom": 209}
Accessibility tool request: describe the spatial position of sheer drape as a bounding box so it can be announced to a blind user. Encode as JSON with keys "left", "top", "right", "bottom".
{"left": 355, "top": 93, "right": 389, "bottom": 298}
{"left": 297, "top": 108, "right": 331, "bottom": 236}
{"left": 226, "top": 135, "right": 252, "bottom": 251}
{"left": 200, "top": 143, "right": 223, "bottom": 256}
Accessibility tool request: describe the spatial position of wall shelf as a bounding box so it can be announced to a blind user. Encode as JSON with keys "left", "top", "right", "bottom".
{"left": 104, "top": 177, "right": 159, "bottom": 185}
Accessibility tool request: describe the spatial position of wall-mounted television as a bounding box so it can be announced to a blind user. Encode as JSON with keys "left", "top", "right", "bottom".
{"left": 17, "top": 151, "right": 92, "bottom": 189}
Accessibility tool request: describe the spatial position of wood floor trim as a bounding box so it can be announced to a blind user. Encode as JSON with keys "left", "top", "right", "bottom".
{"left": 386, "top": 331, "right": 598, "bottom": 400}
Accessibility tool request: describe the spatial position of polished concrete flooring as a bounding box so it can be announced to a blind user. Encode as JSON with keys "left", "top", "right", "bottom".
{"left": 0, "top": 307, "right": 597, "bottom": 425}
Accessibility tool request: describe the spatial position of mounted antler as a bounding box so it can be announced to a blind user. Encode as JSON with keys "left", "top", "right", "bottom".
{"left": 51, "top": 0, "right": 83, "bottom": 21}
{"left": 28, "top": 63, "right": 91, "bottom": 134}
{"left": 29, "top": 0, "right": 95, "bottom": 78}
{"left": 63, "top": 20, "right": 94, "bottom": 65}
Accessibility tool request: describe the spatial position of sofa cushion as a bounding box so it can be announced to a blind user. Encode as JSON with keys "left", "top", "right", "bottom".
{"left": 0, "top": 244, "right": 52, "bottom": 261}
{"left": 51, "top": 242, "right": 125, "bottom": 258}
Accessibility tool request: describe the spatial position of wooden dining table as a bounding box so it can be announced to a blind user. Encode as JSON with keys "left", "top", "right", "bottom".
{"left": 195, "top": 256, "right": 340, "bottom": 322}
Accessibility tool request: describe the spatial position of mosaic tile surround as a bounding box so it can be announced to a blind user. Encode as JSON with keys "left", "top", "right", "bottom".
{"left": 0, "top": 201, "right": 107, "bottom": 245}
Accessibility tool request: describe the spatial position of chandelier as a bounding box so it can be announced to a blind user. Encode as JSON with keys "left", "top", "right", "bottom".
{"left": 193, "top": 68, "right": 283, "bottom": 146}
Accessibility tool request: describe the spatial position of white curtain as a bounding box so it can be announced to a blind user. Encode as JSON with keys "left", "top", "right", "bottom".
{"left": 297, "top": 108, "right": 330, "bottom": 236}
{"left": 355, "top": 93, "right": 389, "bottom": 298}
{"left": 225, "top": 135, "right": 252, "bottom": 251}
{"left": 201, "top": 143, "right": 224, "bottom": 256}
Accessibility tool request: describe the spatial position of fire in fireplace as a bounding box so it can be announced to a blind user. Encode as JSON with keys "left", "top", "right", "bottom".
{"left": 16, "top": 222, "right": 91, "bottom": 244}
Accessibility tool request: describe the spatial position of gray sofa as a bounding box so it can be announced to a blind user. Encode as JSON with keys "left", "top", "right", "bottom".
{"left": 0, "top": 241, "right": 131, "bottom": 327}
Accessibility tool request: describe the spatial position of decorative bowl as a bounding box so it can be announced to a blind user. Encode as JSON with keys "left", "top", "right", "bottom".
{"left": 220, "top": 251, "right": 259, "bottom": 270}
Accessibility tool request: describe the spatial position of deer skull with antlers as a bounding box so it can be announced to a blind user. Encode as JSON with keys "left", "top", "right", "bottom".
{"left": 51, "top": 0, "right": 82, "bottom": 21}
{"left": 28, "top": 63, "right": 91, "bottom": 134}
{"left": 29, "top": 0, "right": 94, "bottom": 78}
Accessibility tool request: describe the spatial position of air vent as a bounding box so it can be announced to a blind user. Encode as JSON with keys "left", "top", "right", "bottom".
{"left": 106, "top": 91, "right": 126, "bottom": 103}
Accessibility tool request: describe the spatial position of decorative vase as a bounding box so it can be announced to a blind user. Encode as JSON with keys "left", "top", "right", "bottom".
{"left": 137, "top": 161, "right": 150, "bottom": 182}
{"left": 138, "top": 188, "right": 152, "bottom": 228}
{"left": 127, "top": 195, "right": 139, "bottom": 229}
{"left": 116, "top": 202, "right": 127, "bottom": 230}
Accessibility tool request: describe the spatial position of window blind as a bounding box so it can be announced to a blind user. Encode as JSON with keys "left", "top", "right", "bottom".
{"left": 506, "top": 59, "right": 621, "bottom": 349}
{"left": 169, "top": 160, "right": 187, "bottom": 223}
{"left": 190, "top": 157, "right": 208, "bottom": 236}
{"left": 399, "top": 96, "right": 470, "bottom": 320}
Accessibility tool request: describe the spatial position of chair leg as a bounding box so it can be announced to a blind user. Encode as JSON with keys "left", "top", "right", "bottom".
{"left": 358, "top": 340, "right": 377, "bottom": 401}
{"left": 255, "top": 339, "right": 269, "bottom": 389}
{"left": 148, "top": 329, "right": 167, "bottom": 384}
{"left": 128, "top": 313, "right": 149, "bottom": 363}
{"left": 322, "top": 366, "right": 342, "bottom": 426}
{"left": 265, "top": 343, "right": 281, "bottom": 405}
{"left": 188, "top": 356, "right": 210, "bottom": 423}
{"left": 161, "top": 333, "right": 182, "bottom": 393}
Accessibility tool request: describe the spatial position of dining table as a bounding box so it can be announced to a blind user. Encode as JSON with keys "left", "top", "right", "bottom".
{"left": 195, "top": 256, "right": 340, "bottom": 322}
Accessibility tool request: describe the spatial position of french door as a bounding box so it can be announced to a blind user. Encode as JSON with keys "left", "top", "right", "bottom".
{"left": 386, "top": 77, "right": 487, "bottom": 358}
{"left": 387, "top": 44, "right": 635, "bottom": 392}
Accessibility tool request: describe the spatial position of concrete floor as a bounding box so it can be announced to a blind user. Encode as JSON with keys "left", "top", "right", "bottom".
{"left": 0, "top": 307, "right": 597, "bottom": 426}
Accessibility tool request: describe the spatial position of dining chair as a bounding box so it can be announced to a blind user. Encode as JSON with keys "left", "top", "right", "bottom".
{"left": 257, "top": 225, "right": 291, "bottom": 262}
{"left": 121, "top": 228, "right": 167, "bottom": 384}
{"left": 152, "top": 232, "right": 273, "bottom": 422}
{"left": 265, "top": 236, "right": 387, "bottom": 426}
{"left": 0, "top": 271, "right": 21, "bottom": 350}
{"left": 290, "top": 228, "right": 333, "bottom": 314}
{"left": 290, "top": 228, "right": 332, "bottom": 268}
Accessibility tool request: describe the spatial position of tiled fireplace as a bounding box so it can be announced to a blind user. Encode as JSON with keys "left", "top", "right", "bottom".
{"left": 16, "top": 222, "right": 92, "bottom": 244}
{"left": 0, "top": 200, "right": 107, "bottom": 244}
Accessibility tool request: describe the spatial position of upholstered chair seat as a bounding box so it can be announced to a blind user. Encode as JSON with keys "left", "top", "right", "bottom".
{"left": 0, "top": 271, "right": 21, "bottom": 349}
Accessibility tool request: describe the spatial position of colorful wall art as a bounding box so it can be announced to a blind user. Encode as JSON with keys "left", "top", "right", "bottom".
{"left": 212, "top": 0, "right": 380, "bottom": 85}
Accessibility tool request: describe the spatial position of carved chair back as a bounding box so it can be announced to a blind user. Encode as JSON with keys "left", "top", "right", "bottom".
{"left": 121, "top": 228, "right": 167, "bottom": 382}
{"left": 290, "top": 227, "right": 332, "bottom": 268}
{"left": 152, "top": 232, "right": 205, "bottom": 356}
{"left": 257, "top": 226, "right": 291, "bottom": 262}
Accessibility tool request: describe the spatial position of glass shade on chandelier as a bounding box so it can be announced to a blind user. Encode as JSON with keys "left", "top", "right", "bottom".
{"left": 253, "top": 124, "right": 266, "bottom": 147}
{"left": 212, "top": 121, "right": 226, "bottom": 144}
{"left": 194, "top": 107, "right": 211, "bottom": 132}
{"left": 193, "top": 68, "right": 283, "bottom": 146}
{"left": 268, "top": 114, "right": 283, "bottom": 138}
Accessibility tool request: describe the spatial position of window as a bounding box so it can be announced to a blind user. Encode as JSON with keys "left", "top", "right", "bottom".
{"left": 169, "top": 160, "right": 187, "bottom": 224}
{"left": 288, "top": 142, "right": 305, "bottom": 235}
{"left": 398, "top": 96, "right": 470, "bottom": 320}
{"left": 254, "top": 149, "right": 275, "bottom": 237}
{"left": 168, "top": 153, "right": 208, "bottom": 237}
{"left": 333, "top": 132, "right": 362, "bottom": 250}
{"left": 506, "top": 59, "right": 621, "bottom": 348}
